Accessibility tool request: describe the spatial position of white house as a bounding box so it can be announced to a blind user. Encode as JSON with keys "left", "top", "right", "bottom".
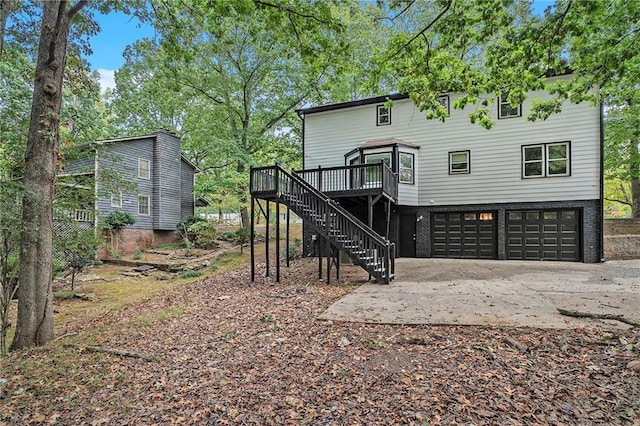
{"left": 296, "top": 77, "right": 603, "bottom": 263}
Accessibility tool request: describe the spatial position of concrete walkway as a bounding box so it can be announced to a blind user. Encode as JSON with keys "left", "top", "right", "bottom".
{"left": 320, "top": 258, "right": 640, "bottom": 329}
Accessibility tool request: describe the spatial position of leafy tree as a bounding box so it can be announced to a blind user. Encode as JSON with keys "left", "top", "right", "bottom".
{"left": 101, "top": 211, "right": 135, "bottom": 256}
{"left": 374, "top": 1, "right": 638, "bottom": 121}
{"left": 0, "top": 181, "right": 21, "bottom": 355}
{"left": 57, "top": 227, "right": 97, "bottom": 291}
{"left": 604, "top": 103, "right": 640, "bottom": 217}
{"left": 139, "top": 0, "right": 370, "bottom": 226}
{"left": 11, "top": 0, "right": 89, "bottom": 350}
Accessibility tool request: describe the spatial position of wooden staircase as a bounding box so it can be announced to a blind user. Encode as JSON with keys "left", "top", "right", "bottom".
{"left": 251, "top": 164, "right": 395, "bottom": 283}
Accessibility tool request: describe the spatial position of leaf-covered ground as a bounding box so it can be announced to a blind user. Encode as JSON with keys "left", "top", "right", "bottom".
{"left": 2, "top": 258, "right": 639, "bottom": 425}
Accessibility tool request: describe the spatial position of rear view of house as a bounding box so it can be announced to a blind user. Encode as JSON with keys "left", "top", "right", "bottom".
{"left": 61, "top": 131, "right": 198, "bottom": 255}
{"left": 296, "top": 76, "right": 602, "bottom": 263}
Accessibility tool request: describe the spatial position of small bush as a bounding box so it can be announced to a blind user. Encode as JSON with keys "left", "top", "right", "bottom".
{"left": 102, "top": 211, "right": 136, "bottom": 231}
{"left": 178, "top": 269, "right": 202, "bottom": 279}
{"left": 133, "top": 249, "right": 142, "bottom": 260}
{"left": 54, "top": 291, "right": 76, "bottom": 300}
{"left": 177, "top": 216, "right": 208, "bottom": 243}
{"left": 187, "top": 220, "right": 217, "bottom": 249}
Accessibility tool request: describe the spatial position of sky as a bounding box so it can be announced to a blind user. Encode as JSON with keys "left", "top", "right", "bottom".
{"left": 87, "top": 11, "right": 155, "bottom": 92}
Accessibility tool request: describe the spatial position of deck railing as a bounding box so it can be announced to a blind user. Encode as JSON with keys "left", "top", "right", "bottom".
{"left": 294, "top": 163, "right": 398, "bottom": 201}
{"left": 250, "top": 164, "right": 395, "bottom": 283}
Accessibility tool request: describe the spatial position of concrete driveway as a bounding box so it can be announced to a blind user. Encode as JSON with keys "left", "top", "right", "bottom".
{"left": 320, "top": 258, "right": 640, "bottom": 329}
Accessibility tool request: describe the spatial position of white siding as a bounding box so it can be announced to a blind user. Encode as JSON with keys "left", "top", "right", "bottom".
{"left": 304, "top": 88, "right": 600, "bottom": 206}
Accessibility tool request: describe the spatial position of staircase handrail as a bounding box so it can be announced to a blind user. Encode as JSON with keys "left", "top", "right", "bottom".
{"left": 251, "top": 164, "right": 395, "bottom": 282}
{"left": 279, "top": 166, "right": 389, "bottom": 247}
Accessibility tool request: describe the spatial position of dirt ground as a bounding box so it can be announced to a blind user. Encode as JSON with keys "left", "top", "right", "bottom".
{"left": 1, "top": 257, "right": 639, "bottom": 425}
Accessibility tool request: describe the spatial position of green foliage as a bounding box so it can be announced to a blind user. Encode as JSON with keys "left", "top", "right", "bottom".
{"left": 289, "top": 237, "right": 302, "bottom": 260}
{"left": 100, "top": 212, "right": 135, "bottom": 258}
{"left": 187, "top": 221, "right": 218, "bottom": 249}
{"left": 0, "top": 181, "right": 22, "bottom": 355}
{"left": 604, "top": 102, "right": 640, "bottom": 217}
{"left": 53, "top": 291, "right": 76, "bottom": 300}
{"left": 102, "top": 211, "right": 136, "bottom": 231}
{"left": 376, "top": 0, "right": 640, "bottom": 128}
{"left": 57, "top": 228, "right": 98, "bottom": 290}
{"left": 132, "top": 249, "right": 142, "bottom": 260}
{"left": 110, "top": 1, "right": 387, "bottom": 220}
{"left": 176, "top": 215, "right": 207, "bottom": 244}
{"left": 178, "top": 269, "right": 202, "bottom": 279}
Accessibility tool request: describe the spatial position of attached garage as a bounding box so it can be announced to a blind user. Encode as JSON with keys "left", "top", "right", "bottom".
{"left": 506, "top": 209, "right": 581, "bottom": 261}
{"left": 432, "top": 211, "right": 497, "bottom": 259}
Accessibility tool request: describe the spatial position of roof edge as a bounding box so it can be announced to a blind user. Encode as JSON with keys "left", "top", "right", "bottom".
{"left": 297, "top": 93, "right": 409, "bottom": 116}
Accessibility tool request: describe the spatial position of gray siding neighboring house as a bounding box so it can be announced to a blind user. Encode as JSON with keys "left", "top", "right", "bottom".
{"left": 62, "top": 131, "right": 198, "bottom": 254}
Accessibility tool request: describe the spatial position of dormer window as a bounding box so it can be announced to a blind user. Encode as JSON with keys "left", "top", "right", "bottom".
{"left": 376, "top": 105, "right": 391, "bottom": 126}
{"left": 498, "top": 92, "right": 521, "bottom": 119}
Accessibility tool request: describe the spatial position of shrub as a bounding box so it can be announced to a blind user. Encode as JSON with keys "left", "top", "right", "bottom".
{"left": 187, "top": 220, "right": 218, "bottom": 249}
{"left": 176, "top": 215, "right": 207, "bottom": 244}
{"left": 101, "top": 211, "right": 136, "bottom": 257}
{"left": 62, "top": 228, "right": 98, "bottom": 290}
{"left": 235, "top": 227, "right": 250, "bottom": 254}
{"left": 102, "top": 211, "right": 136, "bottom": 231}
{"left": 178, "top": 269, "right": 202, "bottom": 279}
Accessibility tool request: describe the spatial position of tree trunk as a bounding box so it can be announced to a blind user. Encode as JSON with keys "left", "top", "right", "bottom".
{"left": 630, "top": 134, "right": 640, "bottom": 218}
{"left": 237, "top": 160, "right": 250, "bottom": 227}
{"left": 0, "top": 0, "right": 15, "bottom": 60}
{"left": 632, "top": 178, "right": 640, "bottom": 218}
{"left": 11, "top": 0, "right": 86, "bottom": 350}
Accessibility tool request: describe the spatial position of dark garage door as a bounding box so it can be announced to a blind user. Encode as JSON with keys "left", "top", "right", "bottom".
{"left": 506, "top": 209, "right": 580, "bottom": 261}
{"left": 432, "top": 212, "right": 497, "bottom": 259}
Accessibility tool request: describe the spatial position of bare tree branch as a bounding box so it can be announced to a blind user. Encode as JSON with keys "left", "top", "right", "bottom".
{"left": 67, "top": 0, "right": 87, "bottom": 19}
{"left": 376, "top": 0, "right": 416, "bottom": 22}
{"left": 604, "top": 197, "right": 632, "bottom": 206}
{"left": 253, "top": 0, "right": 333, "bottom": 25}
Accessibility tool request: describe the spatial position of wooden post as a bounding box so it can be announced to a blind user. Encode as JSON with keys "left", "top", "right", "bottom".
{"left": 386, "top": 199, "right": 391, "bottom": 240}
{"left": 265, "top": 200, "right": 270, "bottom": 277}
{"left": 276, "top": 198, "right": 280, "bottom": 282}
{"left": 326, "top": 238, "right": 331, "bottom": 284}
{"left": 318, "top": 235, "right": 322, "bottom": 279}
{"left": 286, "top": 207, "right": 290, "bottom": 267}
{"left": 250, "top": 196, "right": 255, "bottom": 282}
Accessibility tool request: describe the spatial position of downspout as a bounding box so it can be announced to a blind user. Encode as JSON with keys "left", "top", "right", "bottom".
{"left": 599, "top": 101, "right": 605, "bottom": 262}
{"left": 93, "top": 146, "right": 99, "bottom": 235}
{"left": 93, "top": 146, "right": 99, "bottom": 261}
{"left": 296, "top": 110, "right": 305, "bottom": 169}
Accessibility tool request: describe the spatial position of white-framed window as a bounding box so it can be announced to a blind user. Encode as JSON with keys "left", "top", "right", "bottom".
{"left": 376, "top": 105, "right": 391, "bottom": 126}
{"left": 399, "top": 152, "right": 414, "bottom": 184}
{"left": 449, "top": 150, "right": 470, "bottom": 174}
{"left": 138, "top": 158, "right": 151, "bottom": 180}
{"left": 110, "top": 191, "right": 122, "bottom": 208}
{"left": 138, "top": 194, "right": 150, "bottom": 216}
{"left": 498, "top": 92, "right": 521, "bottom": 119}
{"left": 522, "top": 141, "right": 570, "bottom": 178}
{"left": 364, "top": 152, "right": 391, "bottom": 185}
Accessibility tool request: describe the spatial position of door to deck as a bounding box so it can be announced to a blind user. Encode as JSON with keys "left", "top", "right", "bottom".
{"left": 399, "top": 213, "right": 416, "bottom": 257}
